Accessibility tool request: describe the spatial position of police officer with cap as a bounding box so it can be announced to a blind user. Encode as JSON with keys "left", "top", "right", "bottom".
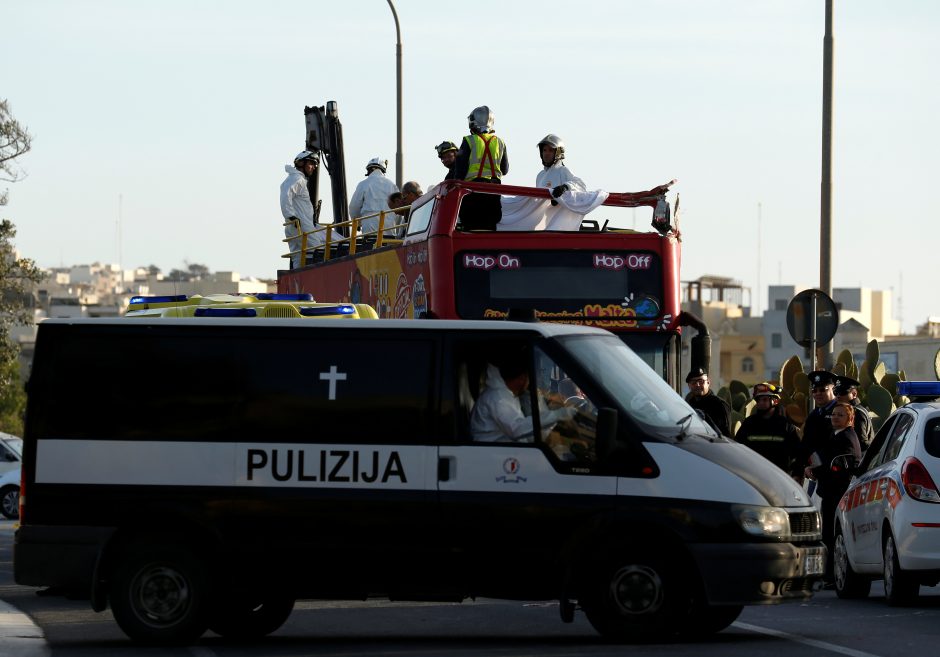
{"left": 801, "top": 370, "right": 838, "bottom": 469}
{"left": 835, "top": 376, "right": 875, "bottom": 450}
{"left": 684, "top": 367, "right": 732, "bottom": 437}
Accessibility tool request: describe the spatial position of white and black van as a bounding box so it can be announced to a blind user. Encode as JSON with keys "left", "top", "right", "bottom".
{"left": 15, "top": 318, "right": 825, "bottom": 644}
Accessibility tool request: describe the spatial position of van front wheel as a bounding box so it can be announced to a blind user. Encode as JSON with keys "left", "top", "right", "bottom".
{"left": 109, "top": 544, "right": 211, "bottom": 645}
{"left": 582, "top": 552, "right": 691, "bottom": 640}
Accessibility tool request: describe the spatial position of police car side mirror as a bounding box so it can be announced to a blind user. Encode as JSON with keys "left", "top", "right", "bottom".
{"left": 596, "top": 407, "right": 619, "bottom": 460}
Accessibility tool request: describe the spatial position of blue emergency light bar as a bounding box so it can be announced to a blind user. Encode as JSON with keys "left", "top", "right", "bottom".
{"left": 129, "top": 295, "right": 188, "bottom": 305}
{"left": 254, "top": 293, "right": 314, "bottom": 301}
{"left": 897, "top": 381, "right": 940, "bottom": 398}
{"left": 193, "top": 308, "right": 258, "bottom": 317}
{"left": 299, "top": 305, "right": 356, "bottom": 316}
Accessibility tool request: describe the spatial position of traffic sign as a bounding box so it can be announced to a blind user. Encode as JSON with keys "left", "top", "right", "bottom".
{"left": 786, "top": 289, "right": 839, "bottom": 348}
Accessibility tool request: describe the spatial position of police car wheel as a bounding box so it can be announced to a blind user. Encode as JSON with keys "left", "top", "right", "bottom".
{"left": 582, "top": 553, "right": 690, "bottom": 639}
{"left": 883, "top": 534, "right": 918, "bottom": 606}
{"left": 208, "top": 593, "right": 295, "bottom": 639}
{"left": 0, "top": 486, "right": 18, "bottom": 520}
{"left": 833, "top": 528, "right": 870, "bottom": 599}
{"left": 109, "top": 544, "right": 211, "bottom": 644}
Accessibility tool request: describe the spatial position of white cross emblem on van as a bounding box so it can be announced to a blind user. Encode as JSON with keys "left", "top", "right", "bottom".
{"left": 319, "top": 365, "right": 347, "bottom": 400}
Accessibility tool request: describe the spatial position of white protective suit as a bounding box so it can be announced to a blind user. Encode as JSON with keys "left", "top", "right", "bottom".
{"left": 279, "top": 164, "right": 322, "bottom": 267}
{"left": 536, "top": 161, "right": 586, "bottom": 193}
{"left": 349, "top": 169, "right": 399, "bottom": 237}
{"left": 496, "top": 188, "right": 610, "bottom": 232}
{"left": 470, "top": 364, "right": 576, "bottom": 442}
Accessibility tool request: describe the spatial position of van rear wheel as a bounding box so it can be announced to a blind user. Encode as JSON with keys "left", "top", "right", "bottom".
{"left": 581, "top": 551, "right": 691, "bottom": 640}
{"left": 109, "top": 544, "right": 210, "bottom": 645}
{"left": 208, "top": 593, "right": 295, "bottom": 639}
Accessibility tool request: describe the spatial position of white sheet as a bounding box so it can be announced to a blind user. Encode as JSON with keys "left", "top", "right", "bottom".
{"left": 496, "top": 188, "right": 610, "bottom": 231}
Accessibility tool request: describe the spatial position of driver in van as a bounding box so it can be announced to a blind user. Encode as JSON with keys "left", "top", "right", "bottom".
{"left": 471, "top": 354, "right": 576, "bottom": 443}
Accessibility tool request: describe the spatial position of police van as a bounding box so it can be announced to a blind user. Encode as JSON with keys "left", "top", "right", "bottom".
{"left": 14, "top": 317, "right": 825, "bottom": 644}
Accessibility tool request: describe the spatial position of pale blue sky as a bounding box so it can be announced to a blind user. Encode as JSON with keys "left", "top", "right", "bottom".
{"left": 4, "top": 1, "right": 938, "bottom": 333}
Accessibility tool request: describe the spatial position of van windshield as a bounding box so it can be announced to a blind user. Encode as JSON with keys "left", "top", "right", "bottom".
{"left": 560, "top": 335, "right": 717, "bottom": 441}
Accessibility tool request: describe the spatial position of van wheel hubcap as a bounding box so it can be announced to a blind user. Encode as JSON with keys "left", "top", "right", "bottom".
{"left": 609, "top": 565, "right": 664, "bottom": 615}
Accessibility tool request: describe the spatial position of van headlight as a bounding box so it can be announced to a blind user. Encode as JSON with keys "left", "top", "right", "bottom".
{"left": 733, "top": 505, "right": 790, "bottom": 540}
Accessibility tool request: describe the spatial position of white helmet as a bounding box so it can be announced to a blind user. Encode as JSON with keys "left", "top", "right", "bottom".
{"left": 537, "top": 134, "right": 565, "bottom": 164}
{"left": 468, "top": 106, "right": 494, "bottom": 134}
{"left": 365, "top": 157, "right": 387, "bottom": 174}
{"left": 293, "top": 150, "right": 319, "bottom": 166}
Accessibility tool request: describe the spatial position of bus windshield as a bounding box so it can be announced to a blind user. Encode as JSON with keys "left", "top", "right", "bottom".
{"left": 560, "top": 334, "right": 716, "bottom": 441}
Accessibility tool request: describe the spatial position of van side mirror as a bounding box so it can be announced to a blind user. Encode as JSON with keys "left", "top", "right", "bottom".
{"left": 596, "top": 407, "right": 619, "bottom": 459}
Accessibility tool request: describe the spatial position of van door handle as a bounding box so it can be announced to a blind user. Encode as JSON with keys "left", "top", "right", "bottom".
{"left": 438, "top": 457, "right": 454, "bottom": 482}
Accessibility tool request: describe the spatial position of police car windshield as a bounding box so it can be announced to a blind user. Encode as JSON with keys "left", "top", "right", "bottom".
{"left": 561, "top": 335, "right": 716, "bottom": 441}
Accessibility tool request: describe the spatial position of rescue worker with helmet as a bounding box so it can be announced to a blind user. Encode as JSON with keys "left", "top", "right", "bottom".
{"left": 279, "top": 151, "right": 322, "bottom": 268}
{"left": 455, "top": 106, "right": 509, "bottom": 231}
{"left": 535, "top": 134, "right": 585, "bottom": 195}
{"left": 349, "top": 157, "right": 400, "bottom": 241}
{"left": 435, "top": 141, "right": 459, "bottom": 180}
{"left": 734, "top": 382, "right": 803, "bottom": 480}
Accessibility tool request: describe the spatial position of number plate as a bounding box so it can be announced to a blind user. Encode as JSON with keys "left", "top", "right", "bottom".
{"left": 804, "top": 553, "right": 825, "bottom": 575}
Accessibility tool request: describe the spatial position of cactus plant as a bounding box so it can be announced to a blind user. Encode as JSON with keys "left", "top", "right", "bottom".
{"left": 867, "top": 383, "right": 895, "bottom": 422}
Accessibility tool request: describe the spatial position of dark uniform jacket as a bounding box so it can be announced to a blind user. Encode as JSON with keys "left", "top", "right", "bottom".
{"left": 809, "top": 426, "right": 860, "bottom": 499}
{"left": 686, "top": 391, "right": 732, "bottom": 438}
{"left": 735, "top": 410, "right": 802, "bottom": 476}
{"left": 800, "top": 400, "right": 836, "bottom": 466}
{"left": 850, "top": 399, "right": 875, "bottom": 450}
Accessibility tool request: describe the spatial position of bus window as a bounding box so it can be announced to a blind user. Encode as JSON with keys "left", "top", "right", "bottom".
{"left": 406, "top": 198, "right": 435, "bottom": 237}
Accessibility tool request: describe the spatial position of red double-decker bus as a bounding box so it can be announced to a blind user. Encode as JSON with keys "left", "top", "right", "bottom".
{"left": 278, "top": 179, "right": 691, "bottom": 389}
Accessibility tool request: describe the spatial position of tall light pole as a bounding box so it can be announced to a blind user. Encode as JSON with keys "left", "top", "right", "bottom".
{"left": 819, "top": 0, "right": 834, "bottom": 365}
{"left": 387, "top": 0, "right": 403, "bottom": 189}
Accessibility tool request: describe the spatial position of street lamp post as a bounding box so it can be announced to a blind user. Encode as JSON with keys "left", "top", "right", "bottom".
{"left": 387, "top": 0, "right": 403, "bottom": 189}
{"left": 819, "top": 0, "right": 834, "bottom": 366}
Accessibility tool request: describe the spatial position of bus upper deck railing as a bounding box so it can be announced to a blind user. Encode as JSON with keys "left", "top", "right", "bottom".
{"left": 283, "top": 206, "right": 410, "bottom": 267}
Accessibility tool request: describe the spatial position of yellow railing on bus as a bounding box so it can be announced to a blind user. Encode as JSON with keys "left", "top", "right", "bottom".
{"left": 282, "top": 206, "right": 411, "bottom": 268}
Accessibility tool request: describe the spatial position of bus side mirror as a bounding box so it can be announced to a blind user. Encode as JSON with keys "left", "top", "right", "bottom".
{"left": 596, "top": 407, "right": 619, "bottom": 459}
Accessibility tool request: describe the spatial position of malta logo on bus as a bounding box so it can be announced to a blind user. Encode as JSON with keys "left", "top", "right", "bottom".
{"left": 463, "top": 253, "right": 521, "bottom": 270}
{"left": 593, "top": 253, "right": 652, "bottom": 270}
{"left": 496, "top": 457, "right": 527, "bottom": 484}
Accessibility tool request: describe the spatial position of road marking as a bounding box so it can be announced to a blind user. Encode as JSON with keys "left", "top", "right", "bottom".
{"left": 0, "top": 599, "right": 47, "bottom": 657}
{"left": 734, "top": 621, "right": 883, "bottom": 657}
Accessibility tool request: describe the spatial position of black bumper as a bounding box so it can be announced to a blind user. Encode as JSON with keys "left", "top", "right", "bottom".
{"left": 14, "top": 525, "right": 114, "bottom": 592}
{"left": 689, "top": 541, "right": 827, "bottom": 605}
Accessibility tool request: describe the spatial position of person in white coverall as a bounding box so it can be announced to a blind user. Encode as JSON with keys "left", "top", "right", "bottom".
{"left": 535, "top": 134, "right": 585, "bottom": 193}
{"left": 471, "top": 360, "right": 577, "bottom": 443}
{"left": 349, "top": 157, "right": 399, "bottom": 240}
{"left": 279, "top": 151, "right": 322, "bottom": 268}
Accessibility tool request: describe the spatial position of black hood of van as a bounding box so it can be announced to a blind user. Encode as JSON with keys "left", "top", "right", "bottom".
{"left": 675, "top": 436, "right": 812, "bottom": 508}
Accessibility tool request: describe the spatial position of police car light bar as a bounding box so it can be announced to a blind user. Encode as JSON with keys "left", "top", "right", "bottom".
{"left": 897, "top": 381, "right": 940, "bottom": 398}
{"left": 193, "top": 308, "right": 259, "bottom": 317}
{"left": 299, "top": 305, "right": 356, "bottom": 316}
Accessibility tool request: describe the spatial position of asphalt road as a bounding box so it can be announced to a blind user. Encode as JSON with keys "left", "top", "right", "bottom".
{"left": 3, "top": 518, "right": 940, "bottom": 657}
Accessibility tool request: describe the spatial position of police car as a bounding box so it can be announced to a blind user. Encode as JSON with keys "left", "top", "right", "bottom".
{"left": 833, "top": 381, "right": 940, "bottom": 604}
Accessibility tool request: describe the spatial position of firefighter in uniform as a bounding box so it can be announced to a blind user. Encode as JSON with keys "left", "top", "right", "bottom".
{"left": 436, "top": 141, "right": 459, "bottom": 180}
{"left": 834, "top": 376, "right": 875, "bottom": 451}
{"left": 735, "top": 382, "right": 802, "bottom": 480}
{"left": 535, "top": 134, "right": 585, "bottom": 192}
{"left": 280, "top": 150, "right": 322, "bottom": 268}
{"left": 684, "top": 368, "right": 732, "bottom": 438}
{"left": 455, "top": 106, "right": 509, "bottom": 230}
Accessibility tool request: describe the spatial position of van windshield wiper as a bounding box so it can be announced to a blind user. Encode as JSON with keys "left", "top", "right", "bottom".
{"left": 675, "top": 413, "right": 693, "bottom": 441}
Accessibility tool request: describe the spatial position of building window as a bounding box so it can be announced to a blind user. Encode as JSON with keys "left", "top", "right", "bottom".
{"left": 741, "top": 357, "right": 754, "bottom": 373}
{"left": 771, "top": 333, "right": 782, "bottom": 349}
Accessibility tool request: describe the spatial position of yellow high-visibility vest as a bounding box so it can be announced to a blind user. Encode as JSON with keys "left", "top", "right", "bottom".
{"left": 464, "top": 133, "right": 502, "bottom": 180}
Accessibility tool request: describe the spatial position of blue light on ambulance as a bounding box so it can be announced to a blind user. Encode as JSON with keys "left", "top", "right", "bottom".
{"left": 255, "top": 293, "right": 315, "bottom": 301}
{"left": 129, "top": 295, "right": 188, "bottom": 305}
{"left": 299, "top": 305, "right": 356, "bottom": 316}
{"left": 193, "top": 308, "right": 258, "bottom": 317}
